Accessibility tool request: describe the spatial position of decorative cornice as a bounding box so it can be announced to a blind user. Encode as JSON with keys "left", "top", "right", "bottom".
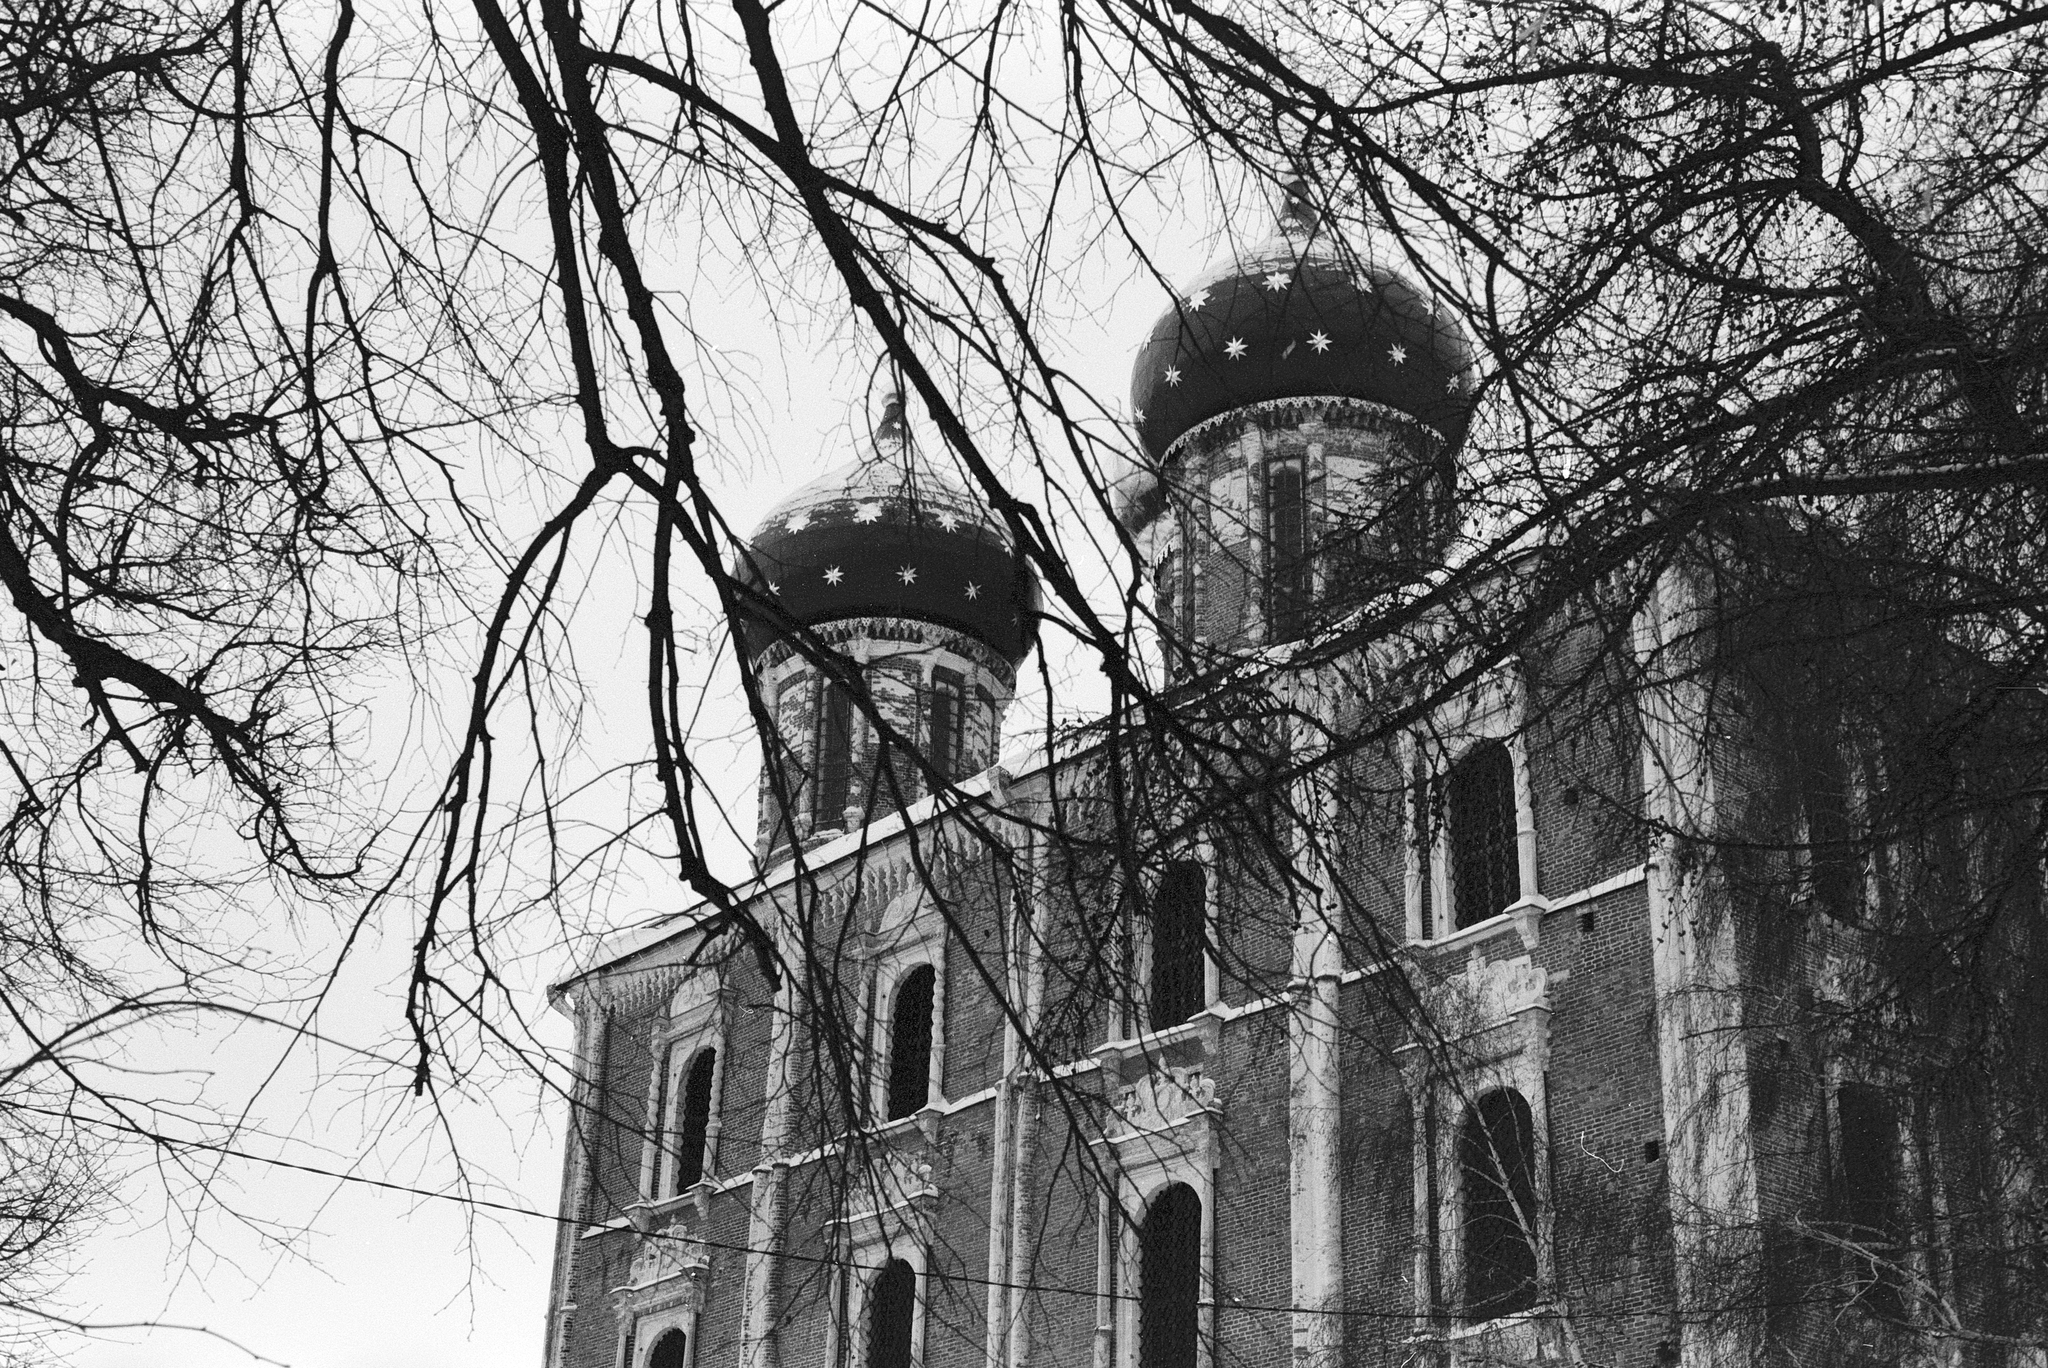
{"left": 1162, "top": 394, "right": 1444, "bottom": 471}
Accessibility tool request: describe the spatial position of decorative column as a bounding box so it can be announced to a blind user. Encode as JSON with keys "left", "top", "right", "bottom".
{"left": 744, "top": 970, "right": 796, "bottom": 1368}
{"left": 1285, "top": 675, "right": 1344, "bottom": 1368}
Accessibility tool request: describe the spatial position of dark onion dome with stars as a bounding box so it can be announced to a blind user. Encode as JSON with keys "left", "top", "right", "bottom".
{"left": 734, "top": 395, "right": 1040, "bottom": 666}
{"left": 1121, "top": 189, "right": 1477, "bottom": 524}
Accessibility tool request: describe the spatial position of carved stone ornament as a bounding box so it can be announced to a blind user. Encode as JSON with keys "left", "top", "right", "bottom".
{"left": 1113, "top": 1065, "right": 1217, "bottom": 1137}
{"left": 1400, "top": 952, "right": 1555, "bottom": 1085}
{"left": 610, "top": 1219, "right": 711, "bottom": 1323}
{"left": 835, "top": 1145, "right": 939, "bottom": 1253}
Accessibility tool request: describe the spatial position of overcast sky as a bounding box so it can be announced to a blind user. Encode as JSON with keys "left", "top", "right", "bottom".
{"left": 49, "top": 138, "right": 1240, "bottom": 1368}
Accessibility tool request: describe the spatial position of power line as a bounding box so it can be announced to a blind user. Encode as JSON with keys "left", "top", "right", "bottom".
{"left": 19, "top": 1102, "right": 1789, "bottom": 1328}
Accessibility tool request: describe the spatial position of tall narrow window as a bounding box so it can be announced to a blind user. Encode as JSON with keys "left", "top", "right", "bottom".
{"left": 648, "top": 1330, "right": 689, "bottom": 1368}
{"left": 1139, "top": 1183, "right": 1202, "bottom": 1368}
{"left": 1267, "top": 455, "right": 1311, "bottom": 641}
{"left": 886, "top": 965, "right": 936, "bottom": 1121}
{"left": 1449, "top": 740, "right": 1518, "bottom": 929}
{"left": 1803, "top": 735, "right": 1861, "bottom": 923}
{"left": 1836, "top": 1083, "right": 1904, "bottom": 1320}
{"left": 927, "top": 668, "right": 965, "bottom": 784}
{"left": 1461, "top": 1088, "right": 1539, "bottom": 1320}
{"left": 867, "top": 1258, "right": 917, "bottom": 1368}
{"left": 672, "top": 1047, "right": 717, "bottom": 1193}
{"left": 814, "top": 678, "right": 855, "bottom": 826}
{"left": 1155, "top": 548, "right": 1180, "bottom": 642}
{"left": 1149, "top": 862, "right": 1207, "bottom": 1032}
{"left": 1413, "top": 757, "right": 1436, "bottom": 935}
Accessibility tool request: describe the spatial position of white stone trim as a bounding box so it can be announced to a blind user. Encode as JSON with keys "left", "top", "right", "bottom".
{"left": 864, "top": 882, "right": 949, "bottom": 1124}
{"left": 1102, "top": 1072, "right": 1218, "bottom": 1368}
{"left": 1397, "top": 954, "right": 1557, "bottom": 1334}
{"left": 1407, "top": 671, "right": 1547, "bottom": 942}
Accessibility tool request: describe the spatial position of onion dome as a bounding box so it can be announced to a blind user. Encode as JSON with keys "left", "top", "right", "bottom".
{"left": 734, "top": 395, "right": 1039, "bottom": 665}
{"left": 1128, "top": 189, "right": 1477, "bottom": 469}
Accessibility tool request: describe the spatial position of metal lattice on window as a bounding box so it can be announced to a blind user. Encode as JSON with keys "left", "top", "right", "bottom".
{"left": 1449, "top": 740, "right": 1518, "bottom": 929}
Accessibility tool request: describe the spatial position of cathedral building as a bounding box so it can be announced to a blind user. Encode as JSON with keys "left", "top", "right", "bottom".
{"left": 540, "top": 196, "right": 2040, "bottom": 1368}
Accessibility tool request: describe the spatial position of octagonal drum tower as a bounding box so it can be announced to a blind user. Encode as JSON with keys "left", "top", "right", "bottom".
{"left": 1116, "top": 189, "right": 1476, "bottom": 669}
{"left": 734, "top": 393, "right": 1039, "bottom": 859}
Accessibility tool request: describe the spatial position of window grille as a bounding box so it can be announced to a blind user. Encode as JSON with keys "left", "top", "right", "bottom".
{"left": 814, "top": 679, "right": 855, "bottom": 825}
{"left": 1449, "top": 740, "right": 1518, "bottom": 928}
{"left": 928, "top": 668, "right": 965, "bottom": 784}
{"left": 1149, "top": 862, "right": 1207, "bottom": 1031}
{"left": 1266, "top": 456, "right": 1310, "bottom": 642}
{"left": 647, "top": 1330, "right": 688, "bottom": 1368}
{"left": 672, "top": 1047, "right": 716, "bottom": 1192}
{"left": 886, "top": 965, "right": 936, "bottom": 1121}
{"left": 1836, "top": 1083, "right": 1904, "bottom": 1320}
{"left": 867, "top": 1259, "right": 917, "bottom": 1368}
{"left": 1460, "top": 1088, "right": 1539, "bottom": 1320}
{"left": 1139, "top": 1184, "right": 1203, "bottom": 1368}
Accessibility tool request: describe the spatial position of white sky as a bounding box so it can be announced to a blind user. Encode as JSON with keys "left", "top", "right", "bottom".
{"left": 48, "top": 71, "right": 1242, "bottom": 1365}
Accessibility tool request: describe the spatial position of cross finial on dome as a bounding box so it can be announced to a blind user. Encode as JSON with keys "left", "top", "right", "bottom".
{"left": 875, "top": 386, "right": 907, "bottom": 449}
{"left": 1279, "top": 178, "right": 1319, "bottom": 235}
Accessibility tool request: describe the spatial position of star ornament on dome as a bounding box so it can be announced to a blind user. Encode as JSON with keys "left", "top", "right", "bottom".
{"left": 853, "top": 501, "right": 884, "bottom": 523}
{"left": 1185, "top": 287, "right": 1211, "bottom": 311}
{"left": 1262, "top": 270, "right": 1291, "bottom": 292}
{"left": 1164, "top": 365, "right": 1183, "bottom": 387}
{"left": 1224, "top": 337, "right": 1248, "bottom": 360}
{"left": 1388, "top": 343, "right": 1408, "bottom": 365}
{"left": 823, "top": 565, "right": 844, "bottom": 585}
{"left": 964, "top": 582, "right": 982, "bottom": 601}
{"left": 1307, "top": 331, "right": 1333, "bottom": 353}
{"left": 936, "top": 510, "right": 960, "bottom": 532}
{"left": 785, "top": 511, "right": 811, "bottom": 533}
{"left": 897, "top": 565, "right": 918, "bottom": 585}
{"left": 1446, "top": 374, "right": 1463, "bottom": 394}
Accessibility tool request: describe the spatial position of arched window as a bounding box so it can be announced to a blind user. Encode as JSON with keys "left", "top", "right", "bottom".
{"left": 1266, "top": 454, "right": 1310, "bottom": 641}
{"left": 1139, "top": 1184, "right": 1203, "bottom": 1368}
{"left": 1149, "top": 862, "right": 1207, "bottom": 1031}
{"left": 1836, "top": 1082, "right": 1903, "bottom": 1319}
{"left": 814, "top": 678, "right": 855, "bottom": 826}
{"left": 647, "top": 1329, "right": 689, "bottom": 1368}
{"left": 927, "top": 668, "right": 965, "bottom": 784}
{"left": 1449, "top": 740, "right": 1518, "bottom": 929}
{"left": 671, "top": 1047, "right": 717, "bottom": 1193}
{"left": 867, "top": 1258, "right": 917, "bottom": 1368}
{"left": 885, "top": 965, "right": 936, "bottom": 1121}
{"left": 1460, "top": 1089, "right": 1539, "bottom": 1320}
